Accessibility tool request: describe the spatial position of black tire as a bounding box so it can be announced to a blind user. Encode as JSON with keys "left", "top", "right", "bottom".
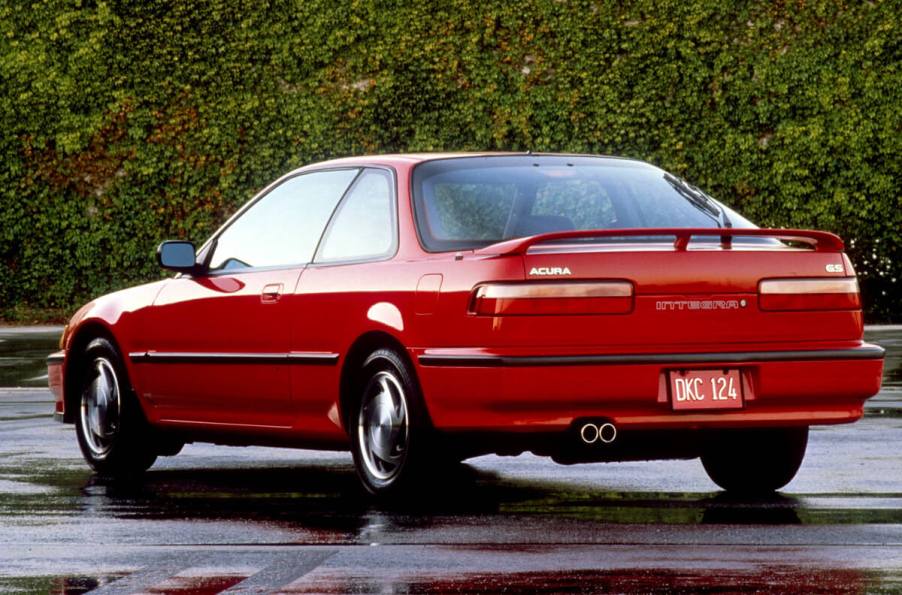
{"left": 348, "top": 348, "right": 432, "bottom": 496}
{"left": 701, "top": 427, "right": 808, "bottom": 494}
{"left": 155, "top": 438, "right": 184, "bottom": 457}
{"left": 74, "top": 337, "right": 157, "bottom": 476}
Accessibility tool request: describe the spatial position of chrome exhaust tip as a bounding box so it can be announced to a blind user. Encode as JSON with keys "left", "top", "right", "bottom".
{"left": 598, "top": 422, "right": 617, "bottom": 444}
{"left": 579, "top": 423, "right": 599, "bottom": 444}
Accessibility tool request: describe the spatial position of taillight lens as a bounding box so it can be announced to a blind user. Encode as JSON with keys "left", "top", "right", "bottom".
{"left": 470, "top": 281, "right": 633, "bottom": 316}
{"left": 758, "top": 278, "right": 860, "bottom": 311}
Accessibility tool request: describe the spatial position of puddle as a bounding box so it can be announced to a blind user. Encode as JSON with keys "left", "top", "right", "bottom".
{"left": 141, "top": 572, "right": 249, "bottom": 594}
{"left": 286, "top": 567, "right": 902, "bottom": 594}
{"left": 6, "top": 563, "right": 901, "bottom": 595}
{"left": 6, "top": 567, "right": 902, "bottom": 595}
{"left": 0, "top": 575, "right": 124, "bottom": 594}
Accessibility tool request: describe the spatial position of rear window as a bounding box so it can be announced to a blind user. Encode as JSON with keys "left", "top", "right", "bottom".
{"left": 411, "top": 156, "right": 756, "bottom": 252}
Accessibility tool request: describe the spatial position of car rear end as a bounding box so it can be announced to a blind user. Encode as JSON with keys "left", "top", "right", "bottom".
{"left": 408, "top": 155, "right": 884, "bottom": 457}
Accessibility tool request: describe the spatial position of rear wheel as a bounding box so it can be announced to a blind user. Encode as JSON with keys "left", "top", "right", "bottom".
{"left": 75, "top": 338, "right": 157, "bottom": 476}
{"left": 349, "top": 348, "right": 431, "bottom": 496}
{"left": 701, "top": 427, "right": 808, "bottom": 494}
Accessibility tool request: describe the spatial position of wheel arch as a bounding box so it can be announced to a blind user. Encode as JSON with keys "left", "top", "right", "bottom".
{"left": 62, "top": 320, "right": 122, "bottom": 424}
{"left": 338, "top": 330, "right": 426, "bottom": 433}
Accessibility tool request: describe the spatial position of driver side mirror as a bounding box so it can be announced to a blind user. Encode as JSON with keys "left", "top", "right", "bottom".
{"left": 157, "top": 240, "right": 199, "bottom": 273}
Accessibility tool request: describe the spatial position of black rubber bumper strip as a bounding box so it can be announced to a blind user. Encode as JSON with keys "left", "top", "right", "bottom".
{"left": 128, "top": 352, "right": 339, "bottom": 365}
{"left": 418, "top": 344, "right": 886, "bottom": 367}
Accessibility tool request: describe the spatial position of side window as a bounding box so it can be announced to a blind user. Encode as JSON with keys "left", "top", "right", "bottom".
{"left": 315, "top": 169, "right": 395, "bottom": 263}
{"left": 209, "top": 169, "right": 359, "bottom": 270}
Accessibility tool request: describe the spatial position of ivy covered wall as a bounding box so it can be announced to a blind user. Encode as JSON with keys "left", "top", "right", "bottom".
{"left": 1, "top": 1, "right": 898, "bottom": 320}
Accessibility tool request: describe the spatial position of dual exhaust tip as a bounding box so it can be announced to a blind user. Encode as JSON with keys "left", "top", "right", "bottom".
{"left": 579, "top": 421, "right": 617, "bottom": 445}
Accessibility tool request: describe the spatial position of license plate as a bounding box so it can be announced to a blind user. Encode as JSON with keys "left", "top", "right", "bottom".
{"left": 670, "top": 369, "right": 743, "bottom": 411}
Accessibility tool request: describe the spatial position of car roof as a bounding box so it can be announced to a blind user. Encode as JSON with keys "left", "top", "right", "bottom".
{"left": 298, "top": 152, "right": 646, "bottom": 170}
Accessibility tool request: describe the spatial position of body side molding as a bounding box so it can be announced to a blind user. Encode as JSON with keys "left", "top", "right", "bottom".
{"left": 128, "top": 351, "right": 340, "bottom": 365}
{"left": 418, "top": 345, "right": 885, "bottom": 367}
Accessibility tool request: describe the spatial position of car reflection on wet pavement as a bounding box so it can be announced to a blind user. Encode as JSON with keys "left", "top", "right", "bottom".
{"left": 0, "top": 327, "right": 900, "bottom": 593}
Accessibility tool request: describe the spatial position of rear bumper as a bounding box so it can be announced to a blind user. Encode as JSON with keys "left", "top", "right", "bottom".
{"left": 414, "top": 344, "right": 885, "bottom": 432}
{"left": 47, "top": 351, "right": 66, "bottom": 423}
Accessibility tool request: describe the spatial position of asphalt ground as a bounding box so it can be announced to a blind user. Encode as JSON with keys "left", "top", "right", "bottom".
{"left": 0, "top": 327, "right": 900, "bottom": 593}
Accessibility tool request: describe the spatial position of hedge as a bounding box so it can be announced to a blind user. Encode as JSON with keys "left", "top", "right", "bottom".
{"left": 1, "top": 0, "right": 899, "bottom": 321}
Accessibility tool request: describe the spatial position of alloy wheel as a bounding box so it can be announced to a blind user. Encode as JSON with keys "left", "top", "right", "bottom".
{"left": 357, "top": 370, "right": 409, "bottom": 482}
{"left": 79, "top": 357, "right": 122, "bottom": 459}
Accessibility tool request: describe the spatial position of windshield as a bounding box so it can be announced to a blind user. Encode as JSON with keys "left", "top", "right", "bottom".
{"left": 411, "top": 155, "right": 757, "bottom": 252}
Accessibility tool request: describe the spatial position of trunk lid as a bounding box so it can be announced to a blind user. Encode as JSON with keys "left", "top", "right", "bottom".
{"left": 467, "top": 229, "right": 862, "bottom": 351}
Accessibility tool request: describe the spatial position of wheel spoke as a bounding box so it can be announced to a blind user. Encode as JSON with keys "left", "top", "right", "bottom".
{"left": 369, "top": 431, "right": 397, "bottom": 462}
{"left": 358, "top": 369, "right": 409, "bottom": 482}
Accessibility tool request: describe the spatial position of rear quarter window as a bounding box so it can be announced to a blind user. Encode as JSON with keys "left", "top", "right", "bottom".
{"left": 315, "top": 169, "right": 396, "bottom": 263}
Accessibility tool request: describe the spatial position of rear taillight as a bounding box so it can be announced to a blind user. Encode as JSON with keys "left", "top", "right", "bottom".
{"left": 758, "top": 278, "right": 860, "bottom": 311}
{"left": 469, "top": 281, "right": 633, "bottom": 316}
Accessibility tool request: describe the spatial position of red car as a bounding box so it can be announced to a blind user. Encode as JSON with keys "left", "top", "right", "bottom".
{"left": 47, "top": 153, "right": 884, "bottom": 495}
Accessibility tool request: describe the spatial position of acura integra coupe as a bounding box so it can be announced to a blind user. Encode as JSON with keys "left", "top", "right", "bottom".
{"left": 48, "top": 153, "right": 885, "bottom": 495}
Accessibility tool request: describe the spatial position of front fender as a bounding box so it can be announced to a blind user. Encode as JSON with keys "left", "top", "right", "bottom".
{"left": 56, "top": 280, "right": 169, "bottom": 422}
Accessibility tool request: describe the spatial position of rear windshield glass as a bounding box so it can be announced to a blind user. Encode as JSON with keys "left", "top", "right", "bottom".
{"left": 411, "top": 156, "right": 756, "bottom": 252}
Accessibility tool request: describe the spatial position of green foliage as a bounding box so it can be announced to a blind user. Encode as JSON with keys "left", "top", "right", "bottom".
{"left": 1, "top": 0, "right": 899, "bottom": 320}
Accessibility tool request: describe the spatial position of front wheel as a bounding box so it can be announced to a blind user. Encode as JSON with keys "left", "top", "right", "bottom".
{"left": 349, "top": 348, "right": 431, "bottom": 496}
{"left": 701, "top": 427, "right": 808, "bottom": 494}
{"left": 74, "top": 338, "right": 157, "bottom": 476}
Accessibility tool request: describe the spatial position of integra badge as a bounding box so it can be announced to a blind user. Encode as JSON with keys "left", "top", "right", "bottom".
{"left": 656, "top": 299, "right": 748, "bottom": 311}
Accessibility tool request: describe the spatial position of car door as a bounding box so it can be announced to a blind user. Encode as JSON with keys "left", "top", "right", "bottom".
{"left": 135, "top": 168, "right": 360, "bottom": 428}
{"left": 288, "top": 168, "right": 400, "bottom": 436}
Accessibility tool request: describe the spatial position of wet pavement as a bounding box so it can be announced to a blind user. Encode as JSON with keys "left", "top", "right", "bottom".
{"left": 0, "top": 327, "right": 63, "bottom": 388}
{"left": 0, "top": 327, "right": 900, "bottom": 593}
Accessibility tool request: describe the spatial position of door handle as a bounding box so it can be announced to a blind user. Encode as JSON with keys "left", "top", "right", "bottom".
{"left": 261, "top": 283, "right": 283, "bottom": 304}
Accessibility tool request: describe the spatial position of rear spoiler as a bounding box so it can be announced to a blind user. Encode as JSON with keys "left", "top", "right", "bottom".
{"left": 475, "top": 228, "right": 844, "bottom": 257}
